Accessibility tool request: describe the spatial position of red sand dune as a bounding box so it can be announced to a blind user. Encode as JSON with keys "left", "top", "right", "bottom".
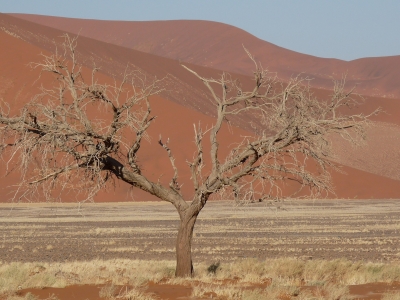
{"left": 331, "top": 122, "right": 400, "bottom": 181}
{"left": 0, "top": 14, "right": 400, "bottom": 201}
{"left": 11, "top": 13, "right": 400, "bottom": 100}
{"left": 2, "top": 14, "right": 400, "bottom": 126}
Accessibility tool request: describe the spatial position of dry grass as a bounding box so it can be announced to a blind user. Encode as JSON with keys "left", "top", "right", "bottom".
{"left": 4, "top": 292, "right": 58, "bottom": 300}
{"left": 382, "top": 292, "right": 400, "bottom": 300}
{"left": 0, "top": 259, "right": 173, "bottom": 297}
{"left": 114, "top": 289, "right": 156, "bottom": 300}
{"left": 189, "top": 258, "right": 400, "bottom": 286}
{"left": 191, "top": 281, "right": 352, "bottom": 300}
{"left": 1, "top": 258, "right": 400, "bottom": 299}
{"left": 99, "top": 284, "right": 118, "bottom": 298}
{"left": 98, "top": 284, "right": 156, "bottom": 300}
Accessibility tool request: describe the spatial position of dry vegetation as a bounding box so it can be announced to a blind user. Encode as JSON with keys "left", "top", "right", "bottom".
{"left": 1, "top": 258, "right": 400, "bottom": 299}
{"left": 1, "top": 199, "right": 400, "bottom": 299}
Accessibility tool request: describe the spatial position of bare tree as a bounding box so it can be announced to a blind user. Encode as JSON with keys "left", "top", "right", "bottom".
{"left": 0, "top": 35, "right": 376, "bottom": 277}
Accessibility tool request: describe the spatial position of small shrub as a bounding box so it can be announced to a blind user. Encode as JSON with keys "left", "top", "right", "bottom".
{"left": 207, "top": 261, "right": 220, "bottom": 275}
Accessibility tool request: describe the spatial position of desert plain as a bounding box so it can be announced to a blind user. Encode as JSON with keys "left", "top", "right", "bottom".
{"left": 1, "top": 199, "right": 400, "bottom": 264}
{"left": 1, "top": 200, "right": 400, "bottom": 299}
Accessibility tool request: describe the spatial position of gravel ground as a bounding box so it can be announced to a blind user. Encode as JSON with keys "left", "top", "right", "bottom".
{"left": 0, "top": 199, "right": 399, "bottom": 264}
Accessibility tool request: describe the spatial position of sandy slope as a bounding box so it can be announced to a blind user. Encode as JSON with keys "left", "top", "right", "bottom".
{"left": 0, "top": 14, "right": 400, "bottom": 201}
{"left": 11, "top": 13, "right": 400, "bottom": 100}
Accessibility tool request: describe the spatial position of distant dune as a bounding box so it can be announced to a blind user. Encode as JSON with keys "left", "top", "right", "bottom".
{"left": 11, "top": 13, "right": 400, "bottom": 100}
{"left": 0, "top": 13, "right": 400, "bottom": 201}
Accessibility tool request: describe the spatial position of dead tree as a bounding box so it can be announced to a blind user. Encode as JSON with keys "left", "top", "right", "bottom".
{"left": 0, "top": 35, "right": 376, "bottom": 277}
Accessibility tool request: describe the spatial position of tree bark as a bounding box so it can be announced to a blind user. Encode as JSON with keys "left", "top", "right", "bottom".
{"left": 175, "top": 213, "right": 198, "bottom": 277}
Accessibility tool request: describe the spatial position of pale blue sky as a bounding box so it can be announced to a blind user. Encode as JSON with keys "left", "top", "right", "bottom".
{"left": 0, "top": 0, "right": 399, "bottom": 61}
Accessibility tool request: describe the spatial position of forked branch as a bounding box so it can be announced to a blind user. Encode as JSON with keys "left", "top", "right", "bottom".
{"left": 159, "top": 135, "right": 181, "bottom": 194}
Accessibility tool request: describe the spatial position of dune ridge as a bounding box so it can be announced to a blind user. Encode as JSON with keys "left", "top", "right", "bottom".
{"left": 11, "top": 13, "right": 400, "bottom": 100}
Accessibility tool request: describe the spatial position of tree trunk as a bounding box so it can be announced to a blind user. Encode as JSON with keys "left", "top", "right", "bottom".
{"left": 175, "top": 214, "right": 198, "bottom": 277}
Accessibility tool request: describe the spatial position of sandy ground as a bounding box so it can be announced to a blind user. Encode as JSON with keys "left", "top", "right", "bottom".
{"left": 15, "top": 282, "right": 400, "bottom": 300}
{"left": 1, "top": 199, "right": 399, "bottom": 264}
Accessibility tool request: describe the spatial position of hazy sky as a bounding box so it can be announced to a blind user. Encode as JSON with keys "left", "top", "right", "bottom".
{"left": 1, "top": 0, "right": 399, "bottom": 61}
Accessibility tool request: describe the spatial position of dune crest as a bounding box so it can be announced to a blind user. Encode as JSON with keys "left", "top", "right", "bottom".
{"left": 11, "top": 13, "right": 400, "bottom": 99}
